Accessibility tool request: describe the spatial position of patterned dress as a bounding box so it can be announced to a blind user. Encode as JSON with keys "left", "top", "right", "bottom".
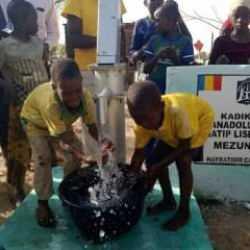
{"left": 0, "top": 35, "right": 48, "bottom": 192}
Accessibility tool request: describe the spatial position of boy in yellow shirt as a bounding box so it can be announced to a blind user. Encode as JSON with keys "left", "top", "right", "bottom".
{"left": 21, "top": 59, "right": 109, "bottom": 227}
{"left": 62, "top": 0, "right": 126, "bottom": 93}
{"left": 127, "top": 81, "right": 214, "bottom": 231}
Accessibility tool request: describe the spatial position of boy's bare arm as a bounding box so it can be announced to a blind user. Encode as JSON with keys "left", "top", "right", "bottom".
{"left": 130, "top": 148, "right": 146, "bottom": 172}
{"left": 60, "top": 130, "right": 82, "bottom": 151}
{"left": 67, "top": 15, "right": 96, "bottom": 49}
{"left": 151, "top": 138, "right": 191, "bottom": 171}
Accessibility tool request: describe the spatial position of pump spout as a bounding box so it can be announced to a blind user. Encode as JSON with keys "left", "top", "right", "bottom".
{"left": 96, "top": 87, "right": 112, "bottom": 126}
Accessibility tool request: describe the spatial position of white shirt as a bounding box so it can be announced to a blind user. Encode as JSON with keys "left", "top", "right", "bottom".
{"left": 1, "top": 0, "right": 59, "bottom": 46}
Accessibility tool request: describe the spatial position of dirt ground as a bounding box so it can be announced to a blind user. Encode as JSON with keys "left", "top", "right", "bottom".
{"left": 198, "top": 199, "right": 250, "bottom": 250}
{"left": 0, "top": 116, "right": 250, "bottom": 249}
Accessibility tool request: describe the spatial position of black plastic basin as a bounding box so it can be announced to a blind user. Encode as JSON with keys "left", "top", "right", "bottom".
{"left": 58, "top": 165, "right": 146, "bottom": 243}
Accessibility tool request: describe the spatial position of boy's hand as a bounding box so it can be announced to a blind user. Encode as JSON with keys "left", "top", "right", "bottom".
{"left": 157, "top": 47, "right": 178, "bottom": 61}
{"left": 100, "top": 138, "right": 115, "bottom": 165}
{"left": 59, "top": 140, "right": 98, "bottom": 164}
{"left": 101, "top": 138, "right": 115, "bottom": 153}
{"left": 130, "top": 148, "right": 145, "bottom": 173}
{"left": 59, "top": 141, "right": 85, "bottom": 161}
{"left": 128, "top": 50, "right": 145, "bottom": 65}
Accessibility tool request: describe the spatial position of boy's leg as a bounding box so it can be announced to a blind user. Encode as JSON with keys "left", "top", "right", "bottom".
{"left": 162, "top": 152, "right": 193, "bottom": 231}
{"left": 146, "top": 140, "right": 177, "bottom": 214}
{"left": 6, "top": 104, "right": 30, "bottom": 201}
{"left": 28, "top": 135, "right": 56, "bottom": 227}
{"left": 0, "top": 78, "right": 13, "bottom": 149}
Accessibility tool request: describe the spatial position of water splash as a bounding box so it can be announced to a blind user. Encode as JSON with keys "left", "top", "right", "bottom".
{"left": 79, "top": 124, "right": 123, "bottom": 205}
{"left": 92, "top": 152, "right": 124, "bottom": 203}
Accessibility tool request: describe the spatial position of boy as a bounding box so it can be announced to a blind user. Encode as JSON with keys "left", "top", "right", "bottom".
{"left": 143, "top": 1, "right": 193, "bottom": 93}
{"left": 61, "top": 0, "right": 126, "bottom": 93}
{"left": 0, "top": 0, "right": 48, "bottom": 201}
{"left": 21, "top": 59, "right": 108, "bottom": 227}
{"left": 128, "top": 81, "right": 214, "bottom": 231}
{"left": 129, "top": 0, "right": 163, "bottom": 65}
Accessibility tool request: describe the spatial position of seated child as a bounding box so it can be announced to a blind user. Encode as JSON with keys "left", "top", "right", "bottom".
{"left": 21, "top": 59, "right": 109, "bottom": 227}
{"left": 128, "top": 81, "right": 214, "bottom": 231}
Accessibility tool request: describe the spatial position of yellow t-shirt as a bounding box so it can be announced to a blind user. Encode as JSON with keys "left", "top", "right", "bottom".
{"left": 21, "top": 82, "right": 96, "bottom": 137}
{"left": 134, "top": 93, "right": 215, "bottom": 149}
{"left": 62, "top": 0, "right": 126, "bottom": 70}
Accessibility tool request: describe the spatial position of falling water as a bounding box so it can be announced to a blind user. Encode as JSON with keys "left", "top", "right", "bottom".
{"left": 80, "top": 124, "right": 123, "bottom": 204}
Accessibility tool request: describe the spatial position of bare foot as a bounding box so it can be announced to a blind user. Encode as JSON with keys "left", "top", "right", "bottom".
{"left": 161, "top": 209, "right": 190, "bottom": 231}
{"left": 36, "top": 201, "right": 57, "bottom": 228}
{"left": 147, "top": 198, "right": 177, "bottom": 215}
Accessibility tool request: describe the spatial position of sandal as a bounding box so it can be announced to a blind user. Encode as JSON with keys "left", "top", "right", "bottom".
{"left": 36, "top": 203, "right": 57, "bottom": 228}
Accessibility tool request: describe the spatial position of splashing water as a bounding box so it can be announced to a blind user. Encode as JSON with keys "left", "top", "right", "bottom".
{"left": 80, "top": 124, "right": 123, "bottom": 204}
{"left": 89, "top": 151, "right": 124, "bottom": 204}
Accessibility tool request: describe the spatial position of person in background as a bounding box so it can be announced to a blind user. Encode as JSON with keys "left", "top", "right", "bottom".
{"left": 221, "top": 0, "right": 250, "bottom": 36}
{"left": 210, "top": 5, "right": 250, "bottom": 64}
{"left": 61, "top": 0, "right": 126, "bottom": 94}
{"left": 129, "top": 0, "right": 192, "bottom": 66}
{"left": 21, "top": 59, "right": 111, "bottom": 227}
{"left": 0, "top": 0, "right": 49, "bottom": 201}
{"left": 128, "top": 0, "right": 164, "bottom": 65}
{"left": 0, "top": 0, "right": 59, "bottom": 165}
{"left": 143, "top": 1, "right": 193, "bottom": 94}
{"left": 2, "top": 0, "right": 59, "bottom": 47}
{"left": 128, "top": 81, "right": 214, "bottom": 231}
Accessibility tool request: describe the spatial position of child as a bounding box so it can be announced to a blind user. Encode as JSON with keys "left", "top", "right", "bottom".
{"left": 143, "top": 1, "right": 193, "bottom": 94}
{"left": 21, "top": 58, "right": 110, "bottom": 227}
{"left": 220, "top": 0, "right": 250, "bottom": 36}
{"left": 0, "top": 0, "right": 49, "bottom": 201}
{"left": 129, "top": 0, "right": 164, "bottom": 65}
{"left": 210, "top": 5, "right": 250, "bottom": 64}
{"left": 128, "top": 81, "right": 214, "bottom": 231}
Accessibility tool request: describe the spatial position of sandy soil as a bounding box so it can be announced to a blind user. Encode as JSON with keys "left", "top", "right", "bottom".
{"left": 198, "top": 199, "right": 250, "bottom": 250}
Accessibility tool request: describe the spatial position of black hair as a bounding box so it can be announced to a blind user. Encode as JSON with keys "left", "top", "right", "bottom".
{"left": 232, "top": 5, "right": 250, "bottom": 17}
{"left": 7, "top": 0, "right": 35, "bottom": 27}
{"left": 155, "top": 0, "right": 192, "bottom": 39}
{"left": 51, "top": 58, "right": 82, "bottom": 85}
{"left": 155, "top": 0, "right": 180, "bottom": 20}
{"left": 127, "top": 81, "right": 162, "bottom": 116}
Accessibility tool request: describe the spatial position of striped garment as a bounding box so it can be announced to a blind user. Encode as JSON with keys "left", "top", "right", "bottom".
{"left": 0, "top": 36, "right": 48, "bottom": 103}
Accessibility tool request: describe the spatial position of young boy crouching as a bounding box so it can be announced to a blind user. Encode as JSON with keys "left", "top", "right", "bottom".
{"left": 128, "top": 80, "right": 214, "bottom": 231}
{"left": 21, "top": 59, "right": 108, "bottom": 227}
